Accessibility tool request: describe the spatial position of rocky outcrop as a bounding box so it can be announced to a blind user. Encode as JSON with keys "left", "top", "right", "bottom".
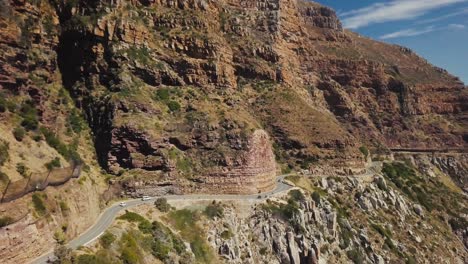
{"left": 431, "top": 154, "right": 468, "bottom": 191}
{"left": 197, "top": 130, "right": 277, "bottom": 194}
{"left": 204, "top": 167, "right": 466, "bottom": 264}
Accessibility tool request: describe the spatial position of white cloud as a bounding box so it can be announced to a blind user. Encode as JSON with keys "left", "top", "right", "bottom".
{"left": 380, "top": 26, "right": 437, "bottom": 39}
{"left": 380, "top": 23, "right": 465, "bottom": 39}
{"left": 448, "top": 23, "right": 466, "bottom": 29}
{"left": 416, "top": 8, "right": 468, "bottom": 24}
{"left": 341, "top": 0, "right": 467, "bottom": 29}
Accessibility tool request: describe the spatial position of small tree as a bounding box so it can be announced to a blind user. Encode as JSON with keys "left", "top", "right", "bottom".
{"left": 45, "top": 157, "right": 61, "bottom": 171}
{"left": 100, "top": 231, "right": 116, "bottom": 249}
{"left": 16, "top": 163, "right": 28, "bottom": 177}
{"left": 359, "top": 146, "right": 369, "bottom": 159}
{"left": 204, "top": 202, "right": 224, "bottom": 219}
{"left": 311, "top": 191, "right": 321, "bottom": 205}
{"left": 13, "top": 127, "right": 26, "bottom": 141}
{"left": 167, "top": 101, "right": 181, "bottom": 112}
{"left": 154, "top": 198, "right": 171, "bottom": 212}
{"left": 53, "top": 245, "right": 72, "bottom": 264}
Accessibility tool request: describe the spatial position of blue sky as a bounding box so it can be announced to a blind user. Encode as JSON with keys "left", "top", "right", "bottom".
{"left": 317, "top": 0, "right": 468, "bottom": 84}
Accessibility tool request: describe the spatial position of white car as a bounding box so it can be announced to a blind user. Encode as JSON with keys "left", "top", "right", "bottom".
{"left": 141, "top": 195, "right": 151, "bottom": 201}
{"left": 119, "top": 202, "right": 126, "bottom": 207}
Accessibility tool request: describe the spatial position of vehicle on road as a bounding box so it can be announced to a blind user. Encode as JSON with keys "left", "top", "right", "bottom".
{"left": 141, "top": 195, "right": 151, "bottom": 201}
{"left": 119, "top": 202, "right": 126, "bottom": 207}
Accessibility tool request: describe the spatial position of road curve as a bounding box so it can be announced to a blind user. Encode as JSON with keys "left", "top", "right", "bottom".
{"left": 31, "top": 162, "right": 381, "bottom": 264}
{"left": 31, "top": 175, "right": 293, "bottom": 264}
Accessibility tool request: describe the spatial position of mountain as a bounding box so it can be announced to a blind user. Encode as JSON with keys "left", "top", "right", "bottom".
{"left": 0, "top": 0, "right": 466, "bottom": 263}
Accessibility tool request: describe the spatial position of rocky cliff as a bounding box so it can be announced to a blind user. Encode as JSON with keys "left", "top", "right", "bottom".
{"left": 1, "top": 0, "right": 466, "bottom": 191}
{"left": 0, "top": 0, "right": 467, "bottom": 262}
{"left": 31, "top": 0, "right": 465, "bottom": 191}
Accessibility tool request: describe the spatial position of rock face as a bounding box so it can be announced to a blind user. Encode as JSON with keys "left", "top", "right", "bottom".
{"left": 20, "top": 0, "right": 462, "bottom": 186}
{"left": 431, "top": 154, "right": 468, "bottom": 191}
{"left": 197, "top": 130, "right": 277, "bottom": 194}
{"left": 1, "top": 0, "right": 466, "bottom": 183}
{"left": 205, "top": 172, "right": 467, "bottom": 263}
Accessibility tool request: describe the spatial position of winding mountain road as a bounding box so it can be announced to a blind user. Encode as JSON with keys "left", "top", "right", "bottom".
{"left": 32, "top": 162, "right": 382, "bottom": 263}
{"left": 31, "top": 175, "right": 293, "bottom": 264}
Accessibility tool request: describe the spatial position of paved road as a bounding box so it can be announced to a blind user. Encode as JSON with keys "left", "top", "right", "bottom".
{"left": 31, "top": 162, "right": 382, "bottom": 264}
{"left": 31, "top": 175, "right": 293, "bottom": 264}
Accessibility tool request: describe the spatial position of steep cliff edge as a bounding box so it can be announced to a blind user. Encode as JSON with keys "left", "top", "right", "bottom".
{"left": 44, "top": 0, "right": 466, "bottom": 185}
{"left": 0, "top": 1, "right": 106, "bottom": 263}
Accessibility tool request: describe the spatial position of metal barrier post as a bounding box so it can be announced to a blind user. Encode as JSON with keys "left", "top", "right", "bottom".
{"left": 1, "top": 179, "right": 11, "bottom": 203}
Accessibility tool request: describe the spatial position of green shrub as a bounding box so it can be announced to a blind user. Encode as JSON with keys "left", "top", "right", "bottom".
{"left": 359, "top": 146, "right": 369, "bottom": 158}
{"left": 371, "top": 223, "right": 391, "bottom": 237}
{"left": 126, "top": 46, "right": 151, "bottom": 65}
{"left": 150, "top": 220, "right": 187, "bottom": 260}
{"left": 167, "top": 148, "right": 192, "bottom": 174}
{"left": 0, "top": 98, "right": 6, "bottom": 113}
{"left": 382, "top": 162, "right": 415, "bottom": 180}
{"left": 121, "top": 246, "right": 140, "bottom": 264}
{"left": 406, "top": 256, "right": 417, "bottom": 264}
{"left": 118, "top": 211, "right": 147, "bottom": 222}
{"left": 75, "top": 254, "right": 99, "bottom": 264}
{"left": 16, "top": 163, "right": 28, "bottom": 177}
{"left": 167, "top": 209, "right": 214, "bottom": 262}
{"left": 190, "top": 236, "right": 213, "bottom": 263}
{"left": 59, "top": 201, "right": 70, "bottom": 214}
{"left": 281, "top": 165, "right": 292, "bottom": 174}
{"left": 100, "top": 232, "right": 116, "bottom": 249}
{"left": 32, "top": 193, "right": 47, "bottom": 216}
{"left": 311, "top": 191, "right": 321, "bottom": 204}
{"left": 347, "top": 249, "right": 365, "bottom": 264}
{"left": 155, "top": 89, "right": 170, "bottom": 101}
{"left": 300, "top": 156, "right": 318, "bottom": 169}
{"left": 40, "top": 127, "right": 81, "bottom": 161}
{"left": 220, "top": 229, "right": 233, "bottom": 239}
{"left": 13, "top": 127, "right": 26, "bottom": 141}
{"left": 54, "top": 230, "right": 66, "bottom": 244}
{"left": 0, "top": 171, "right": 9, "bottom": 184}
{"left": 120, "top": 232, "right": 142, "bottom": 264}
{"left": 32, "top": 134, "right": 42, "bottom": 142}
{"left": 262, "top": 199, "right": 301, "bottom": 228}
{"left": 0, "top": 140, "right": 9, "bottom": 166}
{"left": 289, "top": 189, "right": 305, "bottom": 202}
{"left": 154, "top": 198, "right": 171, "bottom": 212}
{"left": 152, "top": 240, "right": 171, "bottom": 260}
{"left": 69, "top": 109, "right": 84, "bottom": 133}
{"left": 138, "top": 220, "right": 153, "bottom": 234}
{"left": 167, "top": 100, "right": 181, "bottom": 112}
{"left": 339, "top": 227, "right": 352, "bottom": 249}
{"left": 0, "top": 95, "right": 15, "bottom": 113}
{"left": 0, "top": 216, "right": 14, "bottom": 227}
{"left": 19, "top": 101, "right": 38, "bottom": 131}
{"left": 45, "top": 157, "right": 61, "bottom": 171}
{"left": 204, "top": 202, "right": 224, "bottom": 219}
{"left": 118, "top": 211, "right": 152, "bottom": 234}
{"left": 53, "top": 245, "right": 72, "bottom": 263}
{"left": 382, "top": 162, "right": 436, "bottom": 211}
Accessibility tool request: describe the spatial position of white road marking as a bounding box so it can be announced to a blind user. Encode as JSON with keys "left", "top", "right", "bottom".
{"left": 84, "top": 231, "right": 104, "bottom": 246}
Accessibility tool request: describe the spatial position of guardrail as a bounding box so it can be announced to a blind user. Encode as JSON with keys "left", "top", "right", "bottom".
{"left": 390, "top": 148, "right": 468, "bottom": 153}
{"left": 0, "top": 160, "right": 82, "bottom": 203}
